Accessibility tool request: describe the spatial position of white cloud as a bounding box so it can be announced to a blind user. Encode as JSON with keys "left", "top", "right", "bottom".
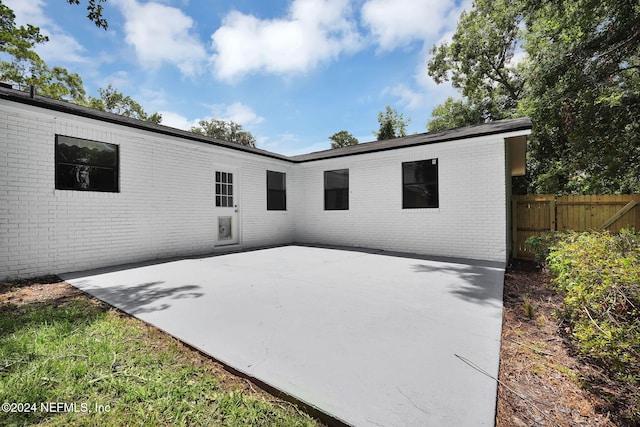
{"left": 383, "top": 83, "right": 427, "bottom": 110}
{"left": 210, "top": 0, "right": 363, "bottom": 82}
{"left": 113, "top": 0, "right": 207, "bottom": 77}
{"left": 158, "top": 102, "right": 263, "bottom": 132}
{"left": 37, "top": 33, "right": 88, "bottom": 64}
{"left": 3, "top": 0, "right": 50, "bottom": 27}
{"left": 258, "top": 132, "right": 296, "bottom": 151}
{"left": 3, "top": 0, "right": 88, "bottom": 64}
{"left": 157, "top": 111, "right": 198, "bottom": 130}
{"left": 94, "top": 71, "right": 133, "bottom": 92}
{"left": 381, "top": 56, "right": 459, "bottom": 122}
{"left": 383, "top": 80, "right": 458, "bottom": 116}
{"left": 361, "top": 0, "right": 465, "bottom": 51}
{"left": 372, "top": 0, "right": 471, "bottom": 117}
{"left": 218, "top": 102, "right": 265, "bottom": 126}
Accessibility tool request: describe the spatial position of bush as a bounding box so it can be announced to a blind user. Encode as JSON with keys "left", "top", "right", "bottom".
{"left": 525, "top": 231, "right": 563, "bottom": 266}
{"left": 547, "top": 229, "right": 640, "bottom": 381}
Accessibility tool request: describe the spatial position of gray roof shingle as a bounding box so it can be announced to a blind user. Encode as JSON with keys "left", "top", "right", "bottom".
{"left": 290, "top": 117, "right": 532, "bottom": 162}
{"left": 0, "top": 86, "right": 531, "bottom": 164}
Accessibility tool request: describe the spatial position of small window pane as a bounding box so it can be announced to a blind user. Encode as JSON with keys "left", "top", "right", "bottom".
{"left": 402, "top": 160, "right": 438, "bottom": 208}
{"left": 55, "top": 135, "right": 119, "bottom": 192}
{"left": 267, "top": 171, "right": 286, "bottom": 191}
{"left": 325, "top": 169, "right": 349, "bottom": 189}
{"left": 325, "top": 189, "right": 349, "bottom": 210}
{"left": 215, "top": 171, "right": 235, "bottom": 208}
{"left": 324, "top": 169, "right": 349, "bottom": 210}
{"left": 267, "top": 171, "right": 287, "bottom": 210}
{"left": 267, "top": 190, "right": 286, "bottom": 210}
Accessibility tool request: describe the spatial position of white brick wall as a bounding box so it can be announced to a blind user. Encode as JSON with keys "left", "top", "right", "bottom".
{"left": 0, "top": 102, "right": 293, "bottom": 279}
{"left": 292, "top": 136, "right": 508, "bottom": 263}
{"left": 239, "top": 160, "right": 295, "bottom": 247}
{"left": 0, "top": 98, "right": 512, "bottom": 280}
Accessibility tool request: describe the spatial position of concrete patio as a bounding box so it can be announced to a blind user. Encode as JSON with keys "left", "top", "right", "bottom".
{"left": 62, "top": 245, "right": 505, "bottom": 426}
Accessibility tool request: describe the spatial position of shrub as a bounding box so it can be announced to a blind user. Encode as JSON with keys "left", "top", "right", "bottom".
{"left": 525, "top": 231, "right": 563, "bottom": 267}
{"left": 547, "top": 229, "right": 640, "bottom": 381}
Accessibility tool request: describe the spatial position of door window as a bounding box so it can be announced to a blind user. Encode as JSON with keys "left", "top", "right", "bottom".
{"left": 215, "top": 171, "right": 233, "bottom": 207}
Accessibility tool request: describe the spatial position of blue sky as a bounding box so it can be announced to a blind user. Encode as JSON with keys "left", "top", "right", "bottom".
{"left": 6, "top": 0, "right": 470, "bottom": 155}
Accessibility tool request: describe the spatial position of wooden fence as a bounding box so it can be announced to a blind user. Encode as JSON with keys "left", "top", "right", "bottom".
{"left": 512, "top": 194, "right": 640, "bottom": 259}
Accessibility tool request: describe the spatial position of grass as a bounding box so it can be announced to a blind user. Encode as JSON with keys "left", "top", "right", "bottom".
{"left": 522, "top": 295, "right": 535, "bottom": 320}
{"left": 0, "top": 279, "right": 322, "bottom": 427}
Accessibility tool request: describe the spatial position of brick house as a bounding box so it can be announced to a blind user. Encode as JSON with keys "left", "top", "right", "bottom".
{"left": 0, "top": 86, "right": 531, "bottom": 279}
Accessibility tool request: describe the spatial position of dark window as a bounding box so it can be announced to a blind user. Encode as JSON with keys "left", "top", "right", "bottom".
{"left": 215, "top": 171, "right": 233, "bottom": 207}
{"left": 55, "top": 135, "right": 119, "bottom": 192}
{"left": 267, "top": 170, "right": 286, "bottom": 211}
{"left": 402, "top": 159, "right": 439, "bottom": 208}
{"left": 324, "top": 169, "right": 349, "bottom": 210}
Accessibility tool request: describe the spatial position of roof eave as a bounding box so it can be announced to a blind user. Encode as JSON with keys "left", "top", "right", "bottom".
{"left": 0, "top": 86, "right": 532, "bottom": 164}
{"left": 0, "top": 87, "right": 291, "bottom": 163}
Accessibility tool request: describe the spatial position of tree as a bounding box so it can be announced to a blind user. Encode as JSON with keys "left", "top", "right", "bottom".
{"left": 191, "top": 119, "right": 256, "bottom": 147}
{"left": 1, "top": 3, "right": 160, "bottom": 123}
{"left": 373, "top": 106, "right": 410, "bottom": 140}
{"left": 427, "top": 0, "right": 640, "bottom": 194}
{"left": 329, "top": 130, "right": 359, "bottom": 149}
{"left": 521, "top": 0, "right": 640, "bottom": 194}
{"left": 0, "top": 3, "right": 48, "bottom": 58}
{"left": 427, "top": 0, "right": 524, "bottom": 124}
{"left": 427, "top": 97, "right": 486, "bottom": 132}
{"left": 83, "top": 85, "right": 162, "bottom": 124}
{"left": 0, "top": 2, "right": 86, "bottom": 101}
{"left": 66, "top": 0, "right": 109, "bottom": 30}
{"left": 0, "top": 61, "right": 87, "bottom": 102}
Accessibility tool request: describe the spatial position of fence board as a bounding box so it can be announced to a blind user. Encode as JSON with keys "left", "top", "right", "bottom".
{"left": 512, "top": 195, "right": 554, "bottom": 259}
{"left": 513, "top": 194, "right": 640, "bottom": 259}
{"left": 599, "top": 201, "right": 639, "bottom": 230}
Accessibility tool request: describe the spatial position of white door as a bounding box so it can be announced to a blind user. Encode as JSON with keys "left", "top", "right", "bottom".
{"left": 214, "top": 168, "right": 239, "bottom": 246}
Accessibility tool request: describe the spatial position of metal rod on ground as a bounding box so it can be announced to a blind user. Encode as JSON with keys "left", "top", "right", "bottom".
{"left": 454, "top": 353, "right": 560, "bottom": 426}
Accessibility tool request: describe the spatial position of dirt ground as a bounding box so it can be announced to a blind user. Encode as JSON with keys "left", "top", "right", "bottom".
{"left": 496, "top": 260, "right": 630, "bottom": 427}
{"left": 0, "top": 275, "right": 84, "bottom": 305}
{"left": 1, "top": 267, "right": 634, "bottom": 426}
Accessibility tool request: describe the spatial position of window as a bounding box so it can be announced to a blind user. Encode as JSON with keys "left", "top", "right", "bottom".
{"left": 402, "top": 159, "right": 439, "bottom": 208}
{"left": 55, "top": 135, "right": 119, "bottom": 192}
{"left": 324, "top": 169, "right": 349, "bottom": 210}
{"left": 266, "top": 170, "right": 286, "bottom": 210}
{"left": 215, "top": 171, "right": 233, "bottom": 207}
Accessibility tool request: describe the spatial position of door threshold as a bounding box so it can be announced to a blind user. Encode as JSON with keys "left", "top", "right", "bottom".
{"left": 214, "top": 244, "right": 244, "bottom": 254}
